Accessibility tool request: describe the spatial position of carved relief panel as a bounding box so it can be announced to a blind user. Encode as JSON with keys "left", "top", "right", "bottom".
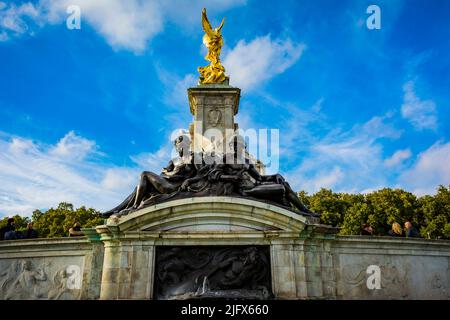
{"left": 153, "top": 246, "right": 272, "bottom": 300}
{"left": 0, "top": 258, "right": 83, "bottom": 300}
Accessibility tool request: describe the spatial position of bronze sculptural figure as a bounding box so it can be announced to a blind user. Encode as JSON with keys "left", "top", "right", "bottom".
{"left": 102, "top": 135, "right": 196, "bottom": 217}
{"left": 102, "top": 8, "right": 317, "bottom": 219}
{"left": 178, "top": 160, "right": 317, "bottom": 217}
{"left": 103, "top": 131, "right": 317, "bottom": 218}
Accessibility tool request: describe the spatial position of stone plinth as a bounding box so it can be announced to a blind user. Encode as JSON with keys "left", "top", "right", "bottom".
{"left": 0, "top": 237, "right": 103, "bottom": 300}
{"left": 1, "top": 199, "right": 449, "bottom": 300}
{"left": 95, "top": 197, "right": 323, "bottom": 299}
{"left": 91, "top": 198, "right": 450, "bottom": 300}
{"left": 188, "top": 85, "right": 241, "bottom": 154}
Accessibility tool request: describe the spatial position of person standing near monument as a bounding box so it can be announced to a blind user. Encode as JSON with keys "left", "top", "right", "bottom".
{"left": 388, "top": 222, "right": 403, "bottom": 237}
{"left": 361, "top": 224, "right": 374, "bottom": 236}
{"left": 69, "top": 222, "right": 84, "bottom": 237}
{"left": 404, "top": 221, "right": 420, "bottom": 238}
{"left": 1, "top": 218, "right": 17, "bottom": 240}
{"left": 23, "top": 222, "right": 38, "bottom": 239}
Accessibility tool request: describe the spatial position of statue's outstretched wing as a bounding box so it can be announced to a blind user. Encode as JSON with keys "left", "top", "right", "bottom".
{"left": 201, "top": 8, "right": 214, "bottom": 38}
{"left": 217, "top": 18, "right": 225, "bottom": 33}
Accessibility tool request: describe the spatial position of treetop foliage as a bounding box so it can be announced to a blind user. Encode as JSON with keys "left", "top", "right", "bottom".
{"left": 1, "top": 186, "right": 448, "bottom": 239}
{"left": 299, "top": 185, "right": 449, "bottom": 239}
{"left": 0, "top": 202, "right": 104, "bottom": 238}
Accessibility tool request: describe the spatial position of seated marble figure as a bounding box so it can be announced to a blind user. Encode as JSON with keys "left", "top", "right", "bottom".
{"left": 103, "top": 134, "right": 317, "bottom": 218}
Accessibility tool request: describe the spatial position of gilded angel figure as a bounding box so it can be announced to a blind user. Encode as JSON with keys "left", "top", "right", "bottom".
{"left": 198, "top": 8, "right": 229, "bottom": 84}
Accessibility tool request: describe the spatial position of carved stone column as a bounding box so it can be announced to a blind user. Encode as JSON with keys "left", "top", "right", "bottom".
{"left": 81, "top": 228, "right": 105, "bottom": 299}
{"left": 96, "top": 225, "right": 121, "bottom": 299}
{"left": 124, "top": 240, "right": 156, "bottom": 299}
{"left": 99, "top": 240, "right": 121, "bottom": 299}
{"left": 188, "top": 85, "right": 241, "bottom": 155}
{"left": 270, "top": 242, "right": 297, "bottom": 298}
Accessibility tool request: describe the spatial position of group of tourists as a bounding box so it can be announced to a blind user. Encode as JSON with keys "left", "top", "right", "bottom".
{"left": 387, "top": 221, "right": 420, "bottom": 238}
{"left": 361, "top": 221, "right": 421, "bottom": 238}
{"left": 0, "top": 219, "right": 85, "bottom": 240}
{"left": 0, "top": 218, "right": 38, "bottom": 240}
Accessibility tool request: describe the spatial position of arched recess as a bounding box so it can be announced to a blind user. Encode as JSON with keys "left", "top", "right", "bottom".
{"left": 104, "top": 196, "right": 312, "bottom": 233}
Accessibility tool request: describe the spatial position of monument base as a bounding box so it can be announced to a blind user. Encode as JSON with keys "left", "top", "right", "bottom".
{"left": 0, "top": 197, "right": 449, "bottom": 300}
{"left": 188, "top": 84, "right": 240, "bottom": 154}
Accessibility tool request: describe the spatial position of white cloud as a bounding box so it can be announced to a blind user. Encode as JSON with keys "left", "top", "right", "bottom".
{"left": 49, "top": 131, "right": 97, "bottom": 161}
{"left": 154, "top": 68, "right": 197, "bottom": 137}
{"left": 159, "top": 0, "right": 247, "bottom": 28}
{"left": 1, "top": 0, "right": 246, "bottom": 52}
{"left": 0, "top": 132, "right": 176, "bottom": 217}
{"left": 9, "top": 137, "right": 36, "bottom": 154}
{"left": 38, "top": 0, "right": 163, "bottom": 52}
{"left": 361, "top": 113, "right": 402, "bottom": 139}
{"left": 401, "top": 80, "right": 437, "bottom": 131}
{"left": 0, "top": 30, "right": 7, "bottom": 41}
{"left": 311, "top": 98, "right": 324, "bottom": 113}
{"left": 384, "top": 149, "right": 411, "bottom": 167}
{"left": 286, "top": 132, "right": 385, "bottom": 193}
{"left": 399, "top": 141, "right": 450, "bottom": 195}
{"left": 0, "top": 1, "right": 41, "bottom": 40}
{"left": 303, "top": 166, "right": 344, "bottom": 191}
{"left": 158, "top": 34, "right": 305, "bottom": 106}
{"left": 223, "top": 35, "right": 305, "bottom": 91}
{"left": 278, "top": 100, "right": 323, "bottom": 158}
{"left": 231, "top": 95, "right": 325, "bottom": 175}
{"left": 276, "top": 81, "right": 439, "bottom": 195}
{"left": 101, "top": 168, "right": 136, "bottom": 191}
{"left": 284, "top": 114, "right": 401, "bottom": 193}
{"left": 157, "top": 68, "right": 197, "bottom": 108}
{"left": 130, "top": 144, "right": 172, "bottom": 173}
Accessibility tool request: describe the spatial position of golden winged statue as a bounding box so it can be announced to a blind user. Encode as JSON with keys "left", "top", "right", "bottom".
{"left": 198, "top": 8, "right": 229, "bottom": 84}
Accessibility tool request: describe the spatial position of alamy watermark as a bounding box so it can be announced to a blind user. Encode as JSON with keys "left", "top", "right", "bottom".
{"left": 66, "top": 5, "right": 81, "bottom": 30}
{"left": 66, "top": 264, "right": 81, "bottom": 290}
{"left": 366, "top": 265, "right": 382, "bottom": 290}
{"left": 366, "top": 4, "right": 381, "bottom": 30}
{"left": 64, "top": 4, "right": 381, "bottom": 32}
{"left": 169, "top": 126, "right": 280, "bottom": 173}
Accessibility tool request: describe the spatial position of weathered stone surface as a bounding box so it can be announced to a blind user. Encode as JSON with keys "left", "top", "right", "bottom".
{"left": 0, "top": 237, "right": 99, "bottom": 300}
{"left": 188, "top": 86, "right": 241, "bottom": 154}
{"left": 105, "top": 197, "right": 312, "bottom": 234}
{"left": 332, "top": 236, "right": 450, "bottom": 299}
{"left": 1, "top": 202, "right": 449, "bottom": 300}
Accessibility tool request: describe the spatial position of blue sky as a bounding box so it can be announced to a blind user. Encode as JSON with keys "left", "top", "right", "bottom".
{"left": 0, "top": 0, "right": 449, "bottom": 216}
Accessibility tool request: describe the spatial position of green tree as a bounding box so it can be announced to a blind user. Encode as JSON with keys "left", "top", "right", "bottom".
{"left": 298, "top": 190, "right": 311, "bottom": 208}
{"left": 364, "top": 188, "right": 418, "bottom": 235}
{"left": 301, "top": 188, "right": 364, "bottom": 227}
{"left": 299, "top": 186, "right": 449, "bottom": 239}
{"left": 416, "top": 185, "right": 450, "bottom": 239}
{"left": 32, "top": 202, "right": 104, "bottom": 238}
{"left": 339, "top": 202, "right": 371, "bottom": 235}
{"left": 0, "top": 215, "right": 31, "bottom": 232}
{"left": 2, "top": 186, "right": 448, "bottom": 240}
